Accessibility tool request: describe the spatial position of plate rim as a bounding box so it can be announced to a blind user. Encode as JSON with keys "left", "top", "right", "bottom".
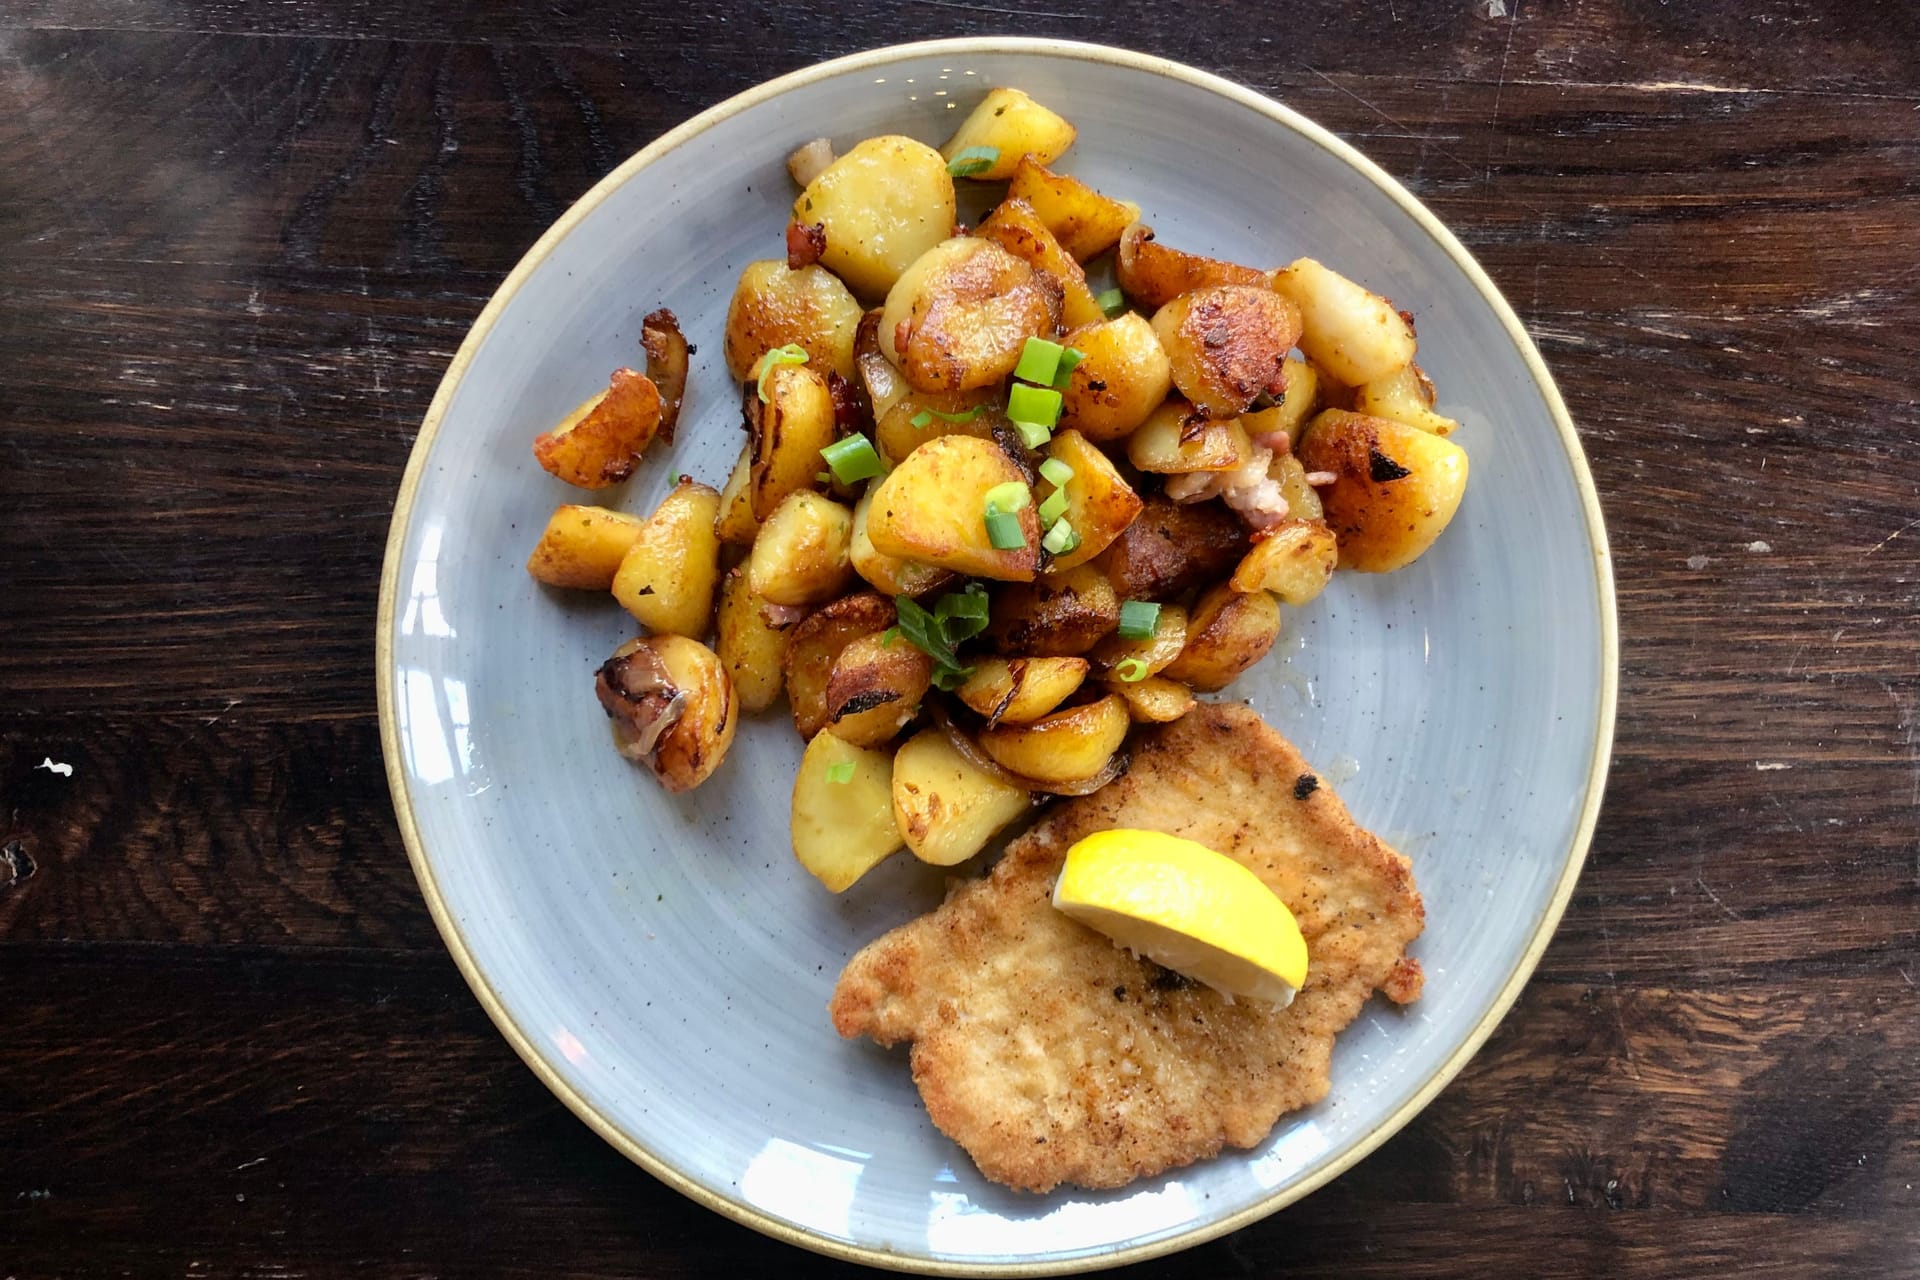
{"left": 376, "top": 35, "right": 1619, "bottom": 1276}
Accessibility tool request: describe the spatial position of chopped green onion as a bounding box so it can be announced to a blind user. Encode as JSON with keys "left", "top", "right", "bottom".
{"left": 1014, "top": 337, "right": 1064, "bottom": 386}
{"left": 911, "top": 410, "right": 932, "bottom": 429}
{"left": 1006, "top": 383, "right": 1062, "bottom": 429}
{"left": 816, "top": 471, "right": 832, "bottom": 484}
{"left": 1117, "top": 600, "right": 1162, "bottom": 640}
{"left": 1115, "top": 657, "right": 1151, "bottom": 683}
{"left": 881, "top": 626, "right": 901, "bottom": 648}
{"left": 1052, "top": 347, "right": 1086, "bottom": 387}
{"left": 983, "top": 481, "right": 1030, "bottom": 513}
{"left": 820, "top": 434, "right": 884, "bottom": 485}
{"left": 1038, "top": 457, "right": 1075, "bottom": 487}
{"left": 755, "top": 343, "right": 809, "bottom": 402}
{"left": 1010, "top": 419, "right": 1053, "bottom": 450}
{"left": 935, "top": 584, "right": 991, "bottom": 641}
{"left": 1041, "top": 517, "right": 1079, "bottom": 555}
{"left": 825, "top": 760, "right": 856, "bottom": 784}
{"left": 896, "top": 587, "right": 989, "bottom": 689}
{"left": 1097, "top": 287, "right": 1126, "bottom": 317}
{"left": 946, "top": 145, "right": 1000, "bottom": 177}
{"left": 1038, "top": 486, "right": 1070, "bottom": 525}
{"left": 984, "top": 508, "right": 1026, "bottom": 550}
{"left": 928, "top": 405, "right": 986, "bottom": 422}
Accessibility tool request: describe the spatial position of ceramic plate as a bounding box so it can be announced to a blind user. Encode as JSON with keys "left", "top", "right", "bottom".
{"left": 378, "top": 37, "right": 1616, "bottom": 1274}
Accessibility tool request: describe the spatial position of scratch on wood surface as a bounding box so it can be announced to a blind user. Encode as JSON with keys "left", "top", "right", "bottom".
{"left": 1696, "top": 878, "right": 1742, "bottom": 922}
{"left": 1863, "top": 517, "right": 1920, "bottom": 556}
{"left": 1485, "top": 0, "right": 1520, "bottom": 187}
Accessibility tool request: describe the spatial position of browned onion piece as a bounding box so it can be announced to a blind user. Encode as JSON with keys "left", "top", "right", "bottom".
{"left": 640, "top": 308, "right": 690, "bottom": 443}
{"left": 595, "top": 646, "right": 687, "bottom": 759}
{"left": 932, "top": 703, "right": 1128, "bottom": 797}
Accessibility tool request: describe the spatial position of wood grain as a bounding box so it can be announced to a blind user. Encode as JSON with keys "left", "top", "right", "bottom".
{"left": 3, "top": 2, "right": 1918, "bottom": 1275}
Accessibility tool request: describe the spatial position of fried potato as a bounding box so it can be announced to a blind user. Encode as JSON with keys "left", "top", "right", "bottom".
{"left": 1038, "top": 429, "right": 1143, "bottom": 572}
{"left": 940, "top": 88, "right": 1076, "bottom": 180}
{"left": 977, "top": 197, "right": 1106, "bottom": 330}
{"left": 1088, "top": 602, "right": 1187, "bottom": 677}
{"left": 715, "top": 565, "right": 791, "bottom": 713}
{"left": 639, "top": 308, "right": 690, "bottom": 442}
{"left": 1352, "top": 363, "right": 1458, "bottom": 437}
{"left": 747, "top": 363, "right": 838, "bottom": 521}
{"left": 1006, "top": 156, "right": 1139, "bottom": 261}
{"left": 1151, "top": 285, "right": 1302, "bottom": 419}
{"left": 985, "top": 563, "right": 1120, "bottom": 656}
{"left": 1295, "top": 409, "right": 1468, "bottom": 573}
{"left": 1161, "top": 581, "right": 1281, "bottom": 691}
{"left": 1103, "top": 672, "right": 1195, "bottom": 722}
{"left": 823, "top": 632, "right": 933, "bottom": 748}
{"left": 1115, "top": 223, "right": 1266, "bottom": 310}
{"left": 891, "top": 728, "right": 1031, "bottom": 867}
{"left": 873, "top": 388, "right": 1005, "bottom": 469}
{"left": 525, "top": 505, "right": 644, "bottom": 589}
{"left": 1268, "top": 257, "right": 1416, "bottom": 386}
{"left": 882, "top": 237, "right": 1063, "bottom": 392}
{"left": 851, "top": 485, "right": 957, "bottom": 599}
{"left": 724, "top": 260, "right": 863, "bottom": 383}
{"left": 977, "top": 693, "right": 1129, "bottom": 784}
{"left": 783, "top": 592, "right": 895, "bottom": 739}
{"left": 1268, "top": 452, "right": 1324, "bottom": 522}
{"left": 791, "top": 730, "right": 900, "bottom": 891}
{"left": 748, "top": 490, "right": 854, "bottom": 608}
{"left": 956, "top": 656, "right": 1090, "bottom": 727}
{"left": 1056, "top": 313, "right": 1173, "bottom": 442}
{"left": 715, "top": 446, "right": 761, "bottom": 546}
{"left": 595, "top": 635, "right": 737, "bottom": 793}
{"left": 531, "top": 368, "right": 663, "bottom": 489}
{"left": 1239, "top": 356, "right": 1321, "bottom": 448}
{"left": 794, "top": 135, "right": 957, "bottom": 300}
{"left": 1126, "top": 401, "right": 1253, "bottom": 474}
{"left": 866, "top": 434, "right": 1039, "bottom": 582}
{"left": 1097, "top": 496, "right": 1249, "bottom": 601}
{"left": 1231, "top": 519, "right": 1339, "bottom": 605}
{"left": 611, "top": 478, "right": 723, "bottom": 636}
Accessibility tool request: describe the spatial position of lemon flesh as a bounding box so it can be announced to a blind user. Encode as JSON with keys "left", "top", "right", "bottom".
{"left": 1052, "top": 829, "right": 1308, "bottom": 1006}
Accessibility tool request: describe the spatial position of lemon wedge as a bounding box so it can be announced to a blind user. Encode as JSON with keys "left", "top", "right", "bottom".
{"left": 1051, "top": 829, "right": 1308, "bottom": 1006}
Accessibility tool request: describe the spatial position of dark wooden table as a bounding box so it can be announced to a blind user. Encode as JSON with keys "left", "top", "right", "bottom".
{"left": 5, "top": 3, "right": 1918, "bottom": 1275}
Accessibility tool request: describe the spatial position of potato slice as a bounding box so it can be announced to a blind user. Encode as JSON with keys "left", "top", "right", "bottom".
{"left": 978, "top": 693, "right": 1130, "bottom": 785}
{"left": 1104, "top": 673, "right": 1195, "bottom": 723}
{"left": 1126, "top": 401, "right": 1253, "bottom": 474}
{"left": 791, "top": 730, "right": 901, "bottom": 891}
{"left": 793, "top": 135, "right": 957, "bottom": 300}
{"left": 1115, "top": 223, "right": 1267, "bottom": 310}
{"left": 881, "top": 237, "right": 1063, "bottom": 393}
{"left": 1006, "top": 156, "right": 1140, "bottom": 262}
{"left": 851, "top": 485, "right": 956, "bottom": 599}
{"left": 1088, "top": 602, "right": 1187, "bottom": 677}
{"left": 866, "top": 434, "right": 1039, "bottom": 582}
{"left": 892, "top": 728, "right": 1031, "bottom": 866}
{"left": 526, "top": 505, "right": 644, "bottom": 589}
{"left": 940, "top": 88, "right": 1076, "bottom": 180}
{"left": 715, "top": 446, "right": 760, "bottom": 546}
{"left": 748, "top": 363, "right": 838, "bottom": 522}
{"left": 1295, "top": 409, "right": 1469, "bottom": 573}
{"left": 1161, "top": 581, "right": 1281, "bottom": 692}
{"left": 1057, "top": 313, "right": 1173, "bottom": 443}
{"left": 1098, "top": 497, "right": 1249, "bottom": 601}
{"left": 976, "top": 197, "right": 1106, "bottom": 330}
{"left": 748, "top": 490, "right": 854, "bottom": 608}
{"left": 1038, "top": 429, "right": 1142, "bottom": 572}
{"left": 1239, "top": 356, "right": 1321, "bottom": 450}
{"left": 956, "top": 656, "right": 1090, "bottom": 727}
{"left": 1268, "top": 452, "right": 1324, "bottom": 522}
{"left": 1231, "top": 519, "right": 1339, "bottom": 605}
{"left": 1268, "top": 257, "right": 1417, "bottom": 386}
{"left": 873, "top": 388, "right": 1004, "bottom": 469}
{"left": 595, "top": 635, "right": 737, "bottom": 793}
{"left": 1352, "top": 363, "right": 1459, "bottom": 437}
{"left": 1151, "top": 285, "right": 1302, "bottom": 419}
{"left": 715, "top": 565, "right": 791, "bottom": 713}
{"left": 985, "top": 563, "right": 1120, "bottom": 656}
{"left": 823, "top": 632, "right": 933, "bottom": 748}
{"left": 610, "top": 478, "right": 722, "bottom": 637}
{"left": 783, "top": 592, "right": 894, "bottom": 739}
{"left": 723, "top": 260, "right": 863, "bottom": 382}
{"left": 531, "top": 368, "right": 663, "bottom": 489}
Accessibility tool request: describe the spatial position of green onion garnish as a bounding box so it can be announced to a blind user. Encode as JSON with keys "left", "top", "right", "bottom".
{"left": 912, "top": 404, "right": 986, "bottom": 429}
{"left": 1010, "top": 419, "right": 1053, "bottom": 450}
{"left": 1117, "top": 600, "right": 1161, "bottom": 640}
{"left": 1115, "top": 657, "right": 1151, "bottom": 683}
{"left": 1052, "top": 347, "right": 1086, "bottom": 387}
{"left": 983, "top": 481, "right": 1030, "bottom": 513}
{"left": 1097, "top": 287, "right": 1125, "bottom": 317}
{"left": 911, "top": 410, "right": 932, "bottom": 429}
{"left": 985, "top": 508, "right": 1026, "bottom": 550}
{"left": 1007, "top": 383, "right": 1062, "bottom": 429}
{"left": 755, "top": 343, "right": 809, "bottom": 402}
{"left": 1041, "top": 517, "right": 1079, "bottom": 555}
{"left": 946, "top": 145, "right": 999, "bottom": 177}
{"left": 935, "top": 584, "right": 991, "bottom": 641}
{"left": 1038, "top": 457, "right": 1074, "bottom": 487}
{"left": 816, "top": 471, "right": 831, "bottom": 484}
{"left": 820, "top": 434, "right": 884, "bottom": 485}
{"left": 1038, "top": 486, "right": 1069, "bottom": 525}
{"left": 1014, "top": 337, "right": 1064, "bottom": 386}
{"left": 825, "top": 760, "right": 856, "bottom": 784}
{"left": 895, "top": 586, "right": 989, "bottom": 689}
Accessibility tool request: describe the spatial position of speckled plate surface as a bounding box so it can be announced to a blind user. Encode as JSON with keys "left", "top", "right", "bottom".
{"left": 377, "top": 38, "right": 1616, "bottom": 1275}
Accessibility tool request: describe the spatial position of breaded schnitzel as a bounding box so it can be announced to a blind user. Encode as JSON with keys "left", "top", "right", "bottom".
{"left": 829, "top": 702, "right": 1424, "bottom": 1193}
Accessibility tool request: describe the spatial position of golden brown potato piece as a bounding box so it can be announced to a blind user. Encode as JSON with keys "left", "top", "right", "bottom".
{"left": 783, "top": 592, "right": 895, "bottom": 739}
{"left": 976, "top": 197, "right": 1106, "bottom": 330}
{"left": 1231, "top": 519, "right": 1340, "bottom": 605}
{"left": 823, "top": 632, "right": 934, "bottom": 748}
{"left": 891, "top": 728, "right": 1032, "bottom": 867}
{"left": 715, "top": 446, "right": 761, "bottom": 546}
{"left": 1115, "top": 223, "right": 1267, "bottom": 310}
{"left": 526, "top": 505, "right": 645, "bottom": 589}
{"left": 1151, "top": 285, "right": 1302, "bottom": 419}
{"left": 595, "top": 635, "right": 737, "bottom": 793}
{"left": 940, "top": 88, "right": 1076, "bottom": 180}
{"left": 724, "top": 260, "right": 863, "bottom": 383}
{"left": 1239, "top": 355, "right": 1321, "bottom": 449}
{"left": 851, "top": 486, "right": 957, "bottom": 599}
{"left": 1352, "top": 363, "right": 1458, "bottom": 437}
{"left": 978, "top": 693, "right": 1129, "bottom": 785}
{"left": 532, "top": 368, "right": 663, "bottom": 489}
{"left": 715, "top": 565, "right": 792, "bottom": 714}
{"left": 873, "top": 388, "right": 1006, "bottom": 469}
{"left": 866, "top": 435, "right": 1039, "bottom": 582}
{"left": 1038, "top": 429, "right": 1144, "bottom": 572}
{"left": 640, "top": 308, "right": 690, "bottom": 442}
{"left": 1161, "top": 581, "right": 1281, "bottom": 691}
{"left": 1295, "top": 409, "right": 1469, "bottom": 573}
{"left": 611, "top": 478, "right": 723, "bottom": 636}
{"left": 1268, "top": 452, "right": 1324, "bottom": 522}
{"left": 986, "top": 563, "right": 1120, "bottom": 656}
{"left": 1098, "top": 497, "right": 1250, "bottom": 602}
{"left": 956, "top": 656, "right": 1090, "bottom": 727}
{"left": 881, "top": 237, "right": 1063, "bottom": 393}
{"left": 1006, "top": 157, "right": 1140, "bottom": 262}
{"left": 1056, "top": 313, "right": 1173, "bottom": 443}
{"left": 1126, "top": 401, "right": 1253, "bottom": 474}
{"left": 748, "top": 490, "right": 855, "bottom": 608}
{"left": 1268, "top": 257, "right": 1416, "bottom": 386}
{"left": 1104, "top": 673, "right": 1195, "bottom": 722}
{"left": 747, "top": 363, "right": 839, "bottom": 521}
{"left": 794, "top": 136, "right": 957, "bottom": 299}
{"left": 791, "top": 730, "right": 901, "bottom": 891}
{"left": 1088, "top": 602, "right": 1188, "bottom": 677}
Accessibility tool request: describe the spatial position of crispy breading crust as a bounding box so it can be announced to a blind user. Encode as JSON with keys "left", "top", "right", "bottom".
{"left": 829, "top": 702, "right": 1424, "bottom": 1193}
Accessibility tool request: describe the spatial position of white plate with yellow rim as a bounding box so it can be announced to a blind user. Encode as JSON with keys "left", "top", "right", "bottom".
{"left": 378, "top": 37, "right": 1616, "bottom": 1274}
